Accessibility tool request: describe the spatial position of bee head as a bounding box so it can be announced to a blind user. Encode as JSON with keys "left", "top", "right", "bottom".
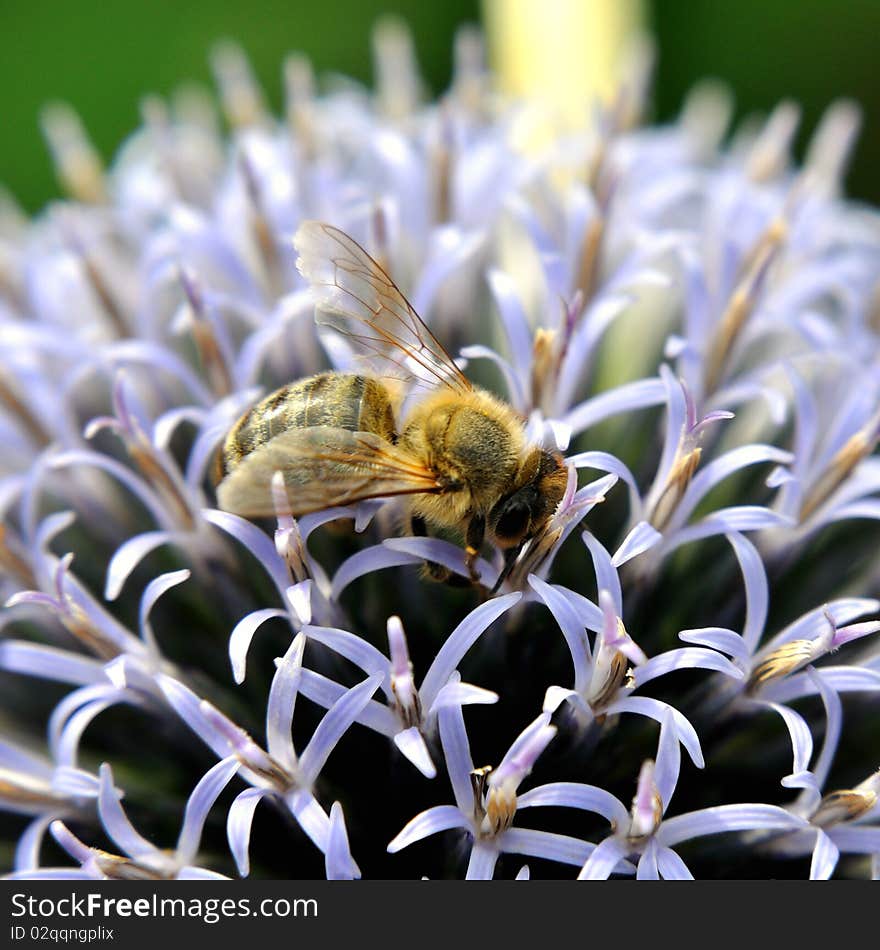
{"left": 488, "top": 450, "right": 567, "bottom": 549}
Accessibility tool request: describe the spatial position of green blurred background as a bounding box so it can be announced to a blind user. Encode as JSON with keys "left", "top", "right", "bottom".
{"left": 1, "top": 0, "right": 878, "bottom": 212}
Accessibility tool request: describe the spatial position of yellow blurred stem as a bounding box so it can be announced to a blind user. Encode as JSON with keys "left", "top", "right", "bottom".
{"left": 483, "top": 0, "right": 644, "bottom": 126}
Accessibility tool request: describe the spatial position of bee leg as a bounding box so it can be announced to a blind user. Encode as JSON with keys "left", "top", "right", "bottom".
{"left": 410, "top": 514, "right": 453, "bottom": 583}
{"left": 410, "top": 514, "right": 472, "bottom": 587}
{"left": 464, "top": 515, "right": 485, "bottom": 585}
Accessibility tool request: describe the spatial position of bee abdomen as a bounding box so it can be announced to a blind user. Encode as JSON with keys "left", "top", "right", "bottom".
{"left": 216, "top": 372, "right": 397, "bottom": 481}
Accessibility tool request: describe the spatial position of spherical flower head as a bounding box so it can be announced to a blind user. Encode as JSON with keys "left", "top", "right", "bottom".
{"left": 1, "top": 20, "right": 879, "bottom": 883}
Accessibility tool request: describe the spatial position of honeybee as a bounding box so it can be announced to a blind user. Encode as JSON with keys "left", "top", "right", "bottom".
{"left": 215, "top": 221, "right": 568, "bottom": 589}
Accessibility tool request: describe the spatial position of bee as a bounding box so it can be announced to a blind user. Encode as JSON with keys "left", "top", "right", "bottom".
{"left": 215, "top": 221, "right": 568, "bottom": 590}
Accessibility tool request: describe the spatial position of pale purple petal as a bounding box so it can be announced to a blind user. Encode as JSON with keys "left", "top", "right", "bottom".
{"left": 229, "top": 608, "right": 290, "bottom": 684}
{"left": 768, "top": 599, "right": 880, "bottom": 651}
{"left": 227, "top": 787, "right": 267, "bottom": 877}
{"left": 138, "top": 569, "right": 190, "bottom": 654}
{"left": 726, "top": 532, "right": 768, "bottom": 653}
{"left": 393, "top": 727, "right": 436, "bottom": 779}
{"left": 97, "top": 763, "right": 156, "bottom": 859}
{"left": 668, "top": 444, "right": 793, "bottom": 532}
{"left": 825, "top": 826, "right": 880, "bottom": 853}
{"left": 568, "top": 451, "right": 642, "bottom": 520}
{"left": 175, "top": 756, "right": 240, "bottom": 864}
{"left": 528, "top": 575, "right": 591, "bottom": 690}
{"left": 387, "top": 805, "right": 470, "bottom": 853}
{"left": 542, "top": 686, "right": 583, "bottom": 715}
{"left": 633, "top": 647, "right": 744, "bottom": 688}
{"left": 577, "top": 835, "right": 630, "bottom": 880}
{"left": 637, "top": 840, "right": 660, "bottom": 880}
{"left": 460, "top": 344, "right": 525, "bottom": 411}
{"left": 303, "top": 624, "right": 390, "bottom": 685}
{"left": 664, "top": 507, "right": 792, "bottom": 554}
{"left": 657, "top": 804, "right": 808, "bottom": 847}
{"left": 810, "top": 830, "right": 840, "bottom": 880}
{"left": 582, "top": 533, "right": 622, "bottom": 616}
{"left": 437, "top": 694, "right": 475, "bottom": 814}
{"left": 298, "top": 669, "right": 398, "bottom": 736}
{"left": 0, "top": 641, "right": 106, "bottom": 686}
{"left": 677, "top": 628, "right": 751, "bottom": 662}
{"left": 465, "top": 839, "right": 499, "bottom": 880}
{"left": 487, "top": 267, "right": 532, "bottom": 381}
{"left": 265, "top": 635, "right": 305, "bottom": 767}
{"left": 331, "top": 545, "right": 421, "bottom": 597}
{"left": 419, "top": 592, "right": 521, "bottom": 707}
{"left": 176, "top": 866, "right": 230, "bottom": 880}
{"left": 491, "top": 714, "right": 556, "bottom": 789}
{"left": 502, "top": 828, "right": 600, "bottom": 869}
{"left": 612, "top": 522, "right": 662, "bottom": 567}
{"left": 656, "top": 845, "right": 694, "bottom": 880}
{"left": 563, "top": 377, "right": 666, "bottom": 436}
{"left": 14, "top": 815, "right": 54, "bottom": 871}
{"left": 105, "top": 531, "right": 182, "bottom": 601}
{"left": 428, "top": 681, "right": 498, "bottom": 713}
{"left": 751, "top": 700, "right": 813, "bottom": 783}
{"left": 325, "top": 802, "right": 360, "bottom": 880}
{"left": 385, "top": 537, "right": 498, "bottom": 588}
{"left": 202, "top": 508, "right": 290, "bottom": 599}
{"left": 608, "top": 696, "right": 704, "bottom": 767}
{"left": 764, "top": 666, "right": 880, "bottom": 703}
{"left": 286, "top": 788, "right": 331, "bottom": 853}
{"left": 517, "top": 782, "right": 629, "bottom": 827}
{"left": 806, "top": 669, "right": 843, "bottom": 798}
{"left": 299, "top": 672, "right": 384, "bottom": 785}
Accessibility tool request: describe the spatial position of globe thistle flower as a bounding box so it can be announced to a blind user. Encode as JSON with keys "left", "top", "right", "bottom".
{"left": 2, "top": 22, "right": 880, "bottom": 881}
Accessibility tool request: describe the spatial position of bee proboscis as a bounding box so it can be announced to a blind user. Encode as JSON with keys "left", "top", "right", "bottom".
{"left": 215, "top": 221, "right": 568, "bottom": 589}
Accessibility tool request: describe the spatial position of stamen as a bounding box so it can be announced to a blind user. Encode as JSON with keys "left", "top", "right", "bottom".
{"left": 452, "top": 25, "right": 489, "bottom": 114}
{"left": 139, "top": 96, "right": 189, "bottom": 203}
{"left": 211, "top": 42, "right": 267, "bottom": 130}
{"left": 372, "top": 17, "right": 421, "bottom": 120}
{"left": 470, "top": 765, "right": 492, "bottom": 825}
{"left": 94, "top": 851, "right": 169, "bottom": 881}
{"left": 747, "top": 638, "right": 825, "bottom": 690}
{"left": 811, "top": 788, "right": 877, "bottom": 828}
{"left": 40, "top": 103, "right": 107, "bottom": 204}
{"left": 388, "top": 616, "right": 422, "bottom": 729}
{"left": 746, "top": 101, "right": 800, "bottom": 183}
{"left": 271, "top": 474, "right": 311, "bottom": 584}
{"left": 484, "top": 784, "right": 517, "bottom": 835}
{"left": 179, "top": 267, "right": 233, "bottom": 397}
{"left": 60, "top": 217, "right": 130, "bottom": 338}
{"left": 649, "top": 444, "right": 702, "bottom": 532}
{"left": 0, "top": 369, "right": 52, "bottom": 447}
{"left": 799, "top": 412, "right": 880, "bottom": 520}
{"left": 284, "top": 54, "right": 316, "bottom": 157}
{"left": 530, "top": 327, "right": 559, "bottom": 411}
{"left": 612, "top": 33, "right": 655, "bottom": 134}
{"left": 0, "top": 769, "right": 65, "bottom": 810}
{"left": 0, "top": 525, "right": 36, "bottom": 589}
{"left": 239, "top": 151, "right": 284, "bottom": 297}
{"left": 431, "top": 111, "right": 454, "bottom": 224}
{"left": 704, "top": 217, "right": 786, "bottom": 393}
{"left": 800, "top": 100, "right": 861, "bottom": 199}
{"left": 628, "top": 759, "right": 662, "bottom": 841}
{"left": 589, "top": 648, "right": 629, "bottom": 711}
{"left": 573, "top": 214, "right": 604, "bottom": 306}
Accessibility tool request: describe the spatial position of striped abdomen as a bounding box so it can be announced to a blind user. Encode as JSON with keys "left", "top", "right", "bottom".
{"left": 216, "top": 372, "right": 397, "bottom": 480}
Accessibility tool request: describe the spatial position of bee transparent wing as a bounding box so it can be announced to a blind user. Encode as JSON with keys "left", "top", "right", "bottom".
{"left": 216, "top": 425, "right": 445, "bottom": 517}
{"left": 294, "top": 221, "right": 472, "bottom": 394}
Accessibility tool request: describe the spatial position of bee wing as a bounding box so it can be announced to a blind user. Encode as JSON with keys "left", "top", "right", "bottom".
{"left": 294, "top": 221, "right": 472, "bottom": 394}
{"left": 216, "top": 425, "right": 445, "bottom": 517}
